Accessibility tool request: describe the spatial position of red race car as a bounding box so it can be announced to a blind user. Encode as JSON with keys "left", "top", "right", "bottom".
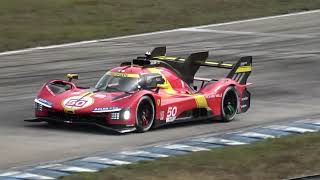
{"left": 28, "top": 47, "right": 252, "bottom": 133}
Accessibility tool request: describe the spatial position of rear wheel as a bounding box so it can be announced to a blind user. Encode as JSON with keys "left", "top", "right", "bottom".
{"left": 135, "top": 96, "right": 155, "bottom": 132}
{"left": 221, "top": 86, "right": 238, "bottom": 122}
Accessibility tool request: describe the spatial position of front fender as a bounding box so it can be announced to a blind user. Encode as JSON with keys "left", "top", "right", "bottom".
{"left": 110, "top": 90, "right": 160, "bottom": 125}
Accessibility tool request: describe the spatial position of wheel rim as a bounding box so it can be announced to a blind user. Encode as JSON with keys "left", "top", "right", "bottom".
{"left": 138, "top": 100, "right": 153, "bottom": 129}
{"left": 223, "top": 90, "right": 237, "bottom": 118}
{"left": 226, "top": 102, "right": 236, "bottom": 115}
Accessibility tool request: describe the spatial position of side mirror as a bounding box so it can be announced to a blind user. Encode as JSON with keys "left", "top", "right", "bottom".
{"left": 67, "top": 73, "right": 78, "bottom": 82}
{"left": 140, "top": 73, "right": 165, "bottom": 89}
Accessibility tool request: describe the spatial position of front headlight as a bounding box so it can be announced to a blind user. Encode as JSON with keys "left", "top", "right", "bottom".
{"left": 123, "top": 110, "right": 130, "bottom": 120}
{"left": 110, "top": 109, "right": 130, "bottom": 120}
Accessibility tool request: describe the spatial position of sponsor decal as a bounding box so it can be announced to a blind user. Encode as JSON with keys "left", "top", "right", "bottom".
{"left": 92, "top": 107, "right": 121, "bottom": 113}
{"left": 71, "top": 92, "right": 81, "bottom": 95}
{"left": 62, "top": 96, "right": 94, "bottom": 110}
{"left": 206, "top": 93, "right": 222, "bottom": 99}
{"left": 166, "top": 106, "right": 177, "bottom": 122}
{"left": 240, "top": 62, "right": 247, "bottom": 66}
{"left": 241, "top": 97, "right": 249, "bottom": 101}
{"left": 241, "top": 105, "right": 247, "bottom": 108}
{"left": 160, "top": 111, "right": 165, "bottom": 120}
{"left": 94, "top": 94, "right": 106, "bottom": 98}
{"left": 35, "top": 98, "right": 53, "bottom": 108}
{"left": 107, "top": 72, "right": 139, "bottom": 78}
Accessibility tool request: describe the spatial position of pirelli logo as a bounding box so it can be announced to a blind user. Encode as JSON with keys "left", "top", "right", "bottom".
{"left": 107, "top": 72, "right": 140, "bottom": 78}
{"left": 236, "top": 65, "right": 252, "bottom": 73}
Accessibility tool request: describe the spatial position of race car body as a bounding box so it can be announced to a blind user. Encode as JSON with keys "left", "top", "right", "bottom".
{"left": 29, "top": 47, "right": 252, "bottom": 133}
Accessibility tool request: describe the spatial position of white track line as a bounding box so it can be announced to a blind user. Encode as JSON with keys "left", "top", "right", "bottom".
{"left": 180, "top": 28, "right": 313, "bottom": 39}
{"left": 0, "top": 29, "right": 180, "bottom": 57}
{"left": 193, "top": 9, "right": 320, "bottom": 29}
{"left": 0, "top": 9, "right": 319, "bottom": 57}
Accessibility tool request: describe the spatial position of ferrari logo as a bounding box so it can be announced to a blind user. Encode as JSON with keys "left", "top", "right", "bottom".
{"left": 157, "top": 99, "right": 161, "bottom": 106}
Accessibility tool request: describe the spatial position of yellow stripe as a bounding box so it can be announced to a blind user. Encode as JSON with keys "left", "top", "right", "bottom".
{"left": 193, "top": 94, "right": 208, "bottom": 108}
{"left": 204, "top": 61, "right": 219, "bottom": 65}
{"left": 203, "top": 61, "right": 234, "bottom": 67}
{"left": 221, "top": 63, "right": 233, "bottom": 67}
{"left": 107, "top": 72, "right": 140, "bottom": 78}
{"left": 155, "top": 56, "right": 185, "bottom": 61}
{"left": 236, "top": 65, "right": 252, "bottom": 73}
{"left": 84, "top": 92, "right": 94, "bottom": 97}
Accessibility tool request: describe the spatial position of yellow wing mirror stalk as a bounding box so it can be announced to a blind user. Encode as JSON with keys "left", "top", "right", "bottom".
{"left": 157, "top": 83, "right": 169, "bottom": 89}
{"left": 67, "top": 73, "right": 79, "bottom": 82}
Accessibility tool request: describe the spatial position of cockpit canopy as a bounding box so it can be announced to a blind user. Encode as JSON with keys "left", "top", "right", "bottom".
{"left": 95, "top": 72, "right": 165, "bottom": 93}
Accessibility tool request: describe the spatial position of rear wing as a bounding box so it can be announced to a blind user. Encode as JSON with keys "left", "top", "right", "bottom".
{"left": 226, "top": 56, "right": 252, "bottom": 85}
{"left": 149, "top": 46, "right": 252, "bottom": 85}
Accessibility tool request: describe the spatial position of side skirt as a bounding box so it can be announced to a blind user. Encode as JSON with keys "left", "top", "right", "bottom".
{"left": 153, "top": 113, "right": 218, "bottom": 129}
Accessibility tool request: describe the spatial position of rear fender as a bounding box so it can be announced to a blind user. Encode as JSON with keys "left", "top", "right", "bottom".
{"left": 239, "top": 87, "right": 251, "bottom": 113}
{"left": 199, "top": 78, "right": 250, "bottom": 116}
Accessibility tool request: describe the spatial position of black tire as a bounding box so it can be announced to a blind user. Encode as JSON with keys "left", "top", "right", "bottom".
{"left": 135, "top": 96, "right": 155, "bottom": 132}
{"left": 221, "top": 86, "right": 238, "bottom": 122}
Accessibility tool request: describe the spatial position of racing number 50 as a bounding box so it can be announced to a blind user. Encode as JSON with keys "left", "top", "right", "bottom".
{"left": 166, "top": 106, "right": 177, "bottom": 121}
{"left": 66, "top": 99, "right": 87, "bottom": 107}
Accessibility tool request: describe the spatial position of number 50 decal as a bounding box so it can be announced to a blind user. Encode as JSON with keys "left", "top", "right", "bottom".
{"left": 166, "top": 106, "right": 177, "bottom": 122}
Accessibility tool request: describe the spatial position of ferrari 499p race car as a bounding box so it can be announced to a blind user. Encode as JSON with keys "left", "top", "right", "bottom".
{"left": 28, "top": 47, "right": 252, "bottom": 133}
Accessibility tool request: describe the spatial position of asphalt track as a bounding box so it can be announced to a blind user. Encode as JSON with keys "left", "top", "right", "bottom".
{"left": 1, "top": 10, "right": 320, "bottom": 170}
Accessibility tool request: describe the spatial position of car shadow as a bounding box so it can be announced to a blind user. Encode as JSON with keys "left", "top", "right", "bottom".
{"left": 24, "top": 122, "right": 120, "bottom": 135}
{"left": 24, "top": 118, "right": 238, "bottom": 135}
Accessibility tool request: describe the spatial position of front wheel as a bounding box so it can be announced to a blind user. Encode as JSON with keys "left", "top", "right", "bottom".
{"left": 221, "top": 86, "right": 238, "bottom": 122}
{"left": 135, "top": 96, "right": 155, "bottom": 132}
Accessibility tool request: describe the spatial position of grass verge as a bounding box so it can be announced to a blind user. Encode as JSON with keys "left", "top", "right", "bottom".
{"left": 62, "top": 132, "right": 320, "bottom": 180}
{"left": 1, "top": 0, "right": 320, "bottom": 52}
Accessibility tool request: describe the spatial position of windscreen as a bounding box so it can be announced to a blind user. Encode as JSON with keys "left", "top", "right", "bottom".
{"left": 95, "top": 74, "right": 139, "bottom": 93}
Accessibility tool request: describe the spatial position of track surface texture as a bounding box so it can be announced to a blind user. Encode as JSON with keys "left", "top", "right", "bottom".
{"left": 0, "top": 11, "right": 320, "bottom": 170}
